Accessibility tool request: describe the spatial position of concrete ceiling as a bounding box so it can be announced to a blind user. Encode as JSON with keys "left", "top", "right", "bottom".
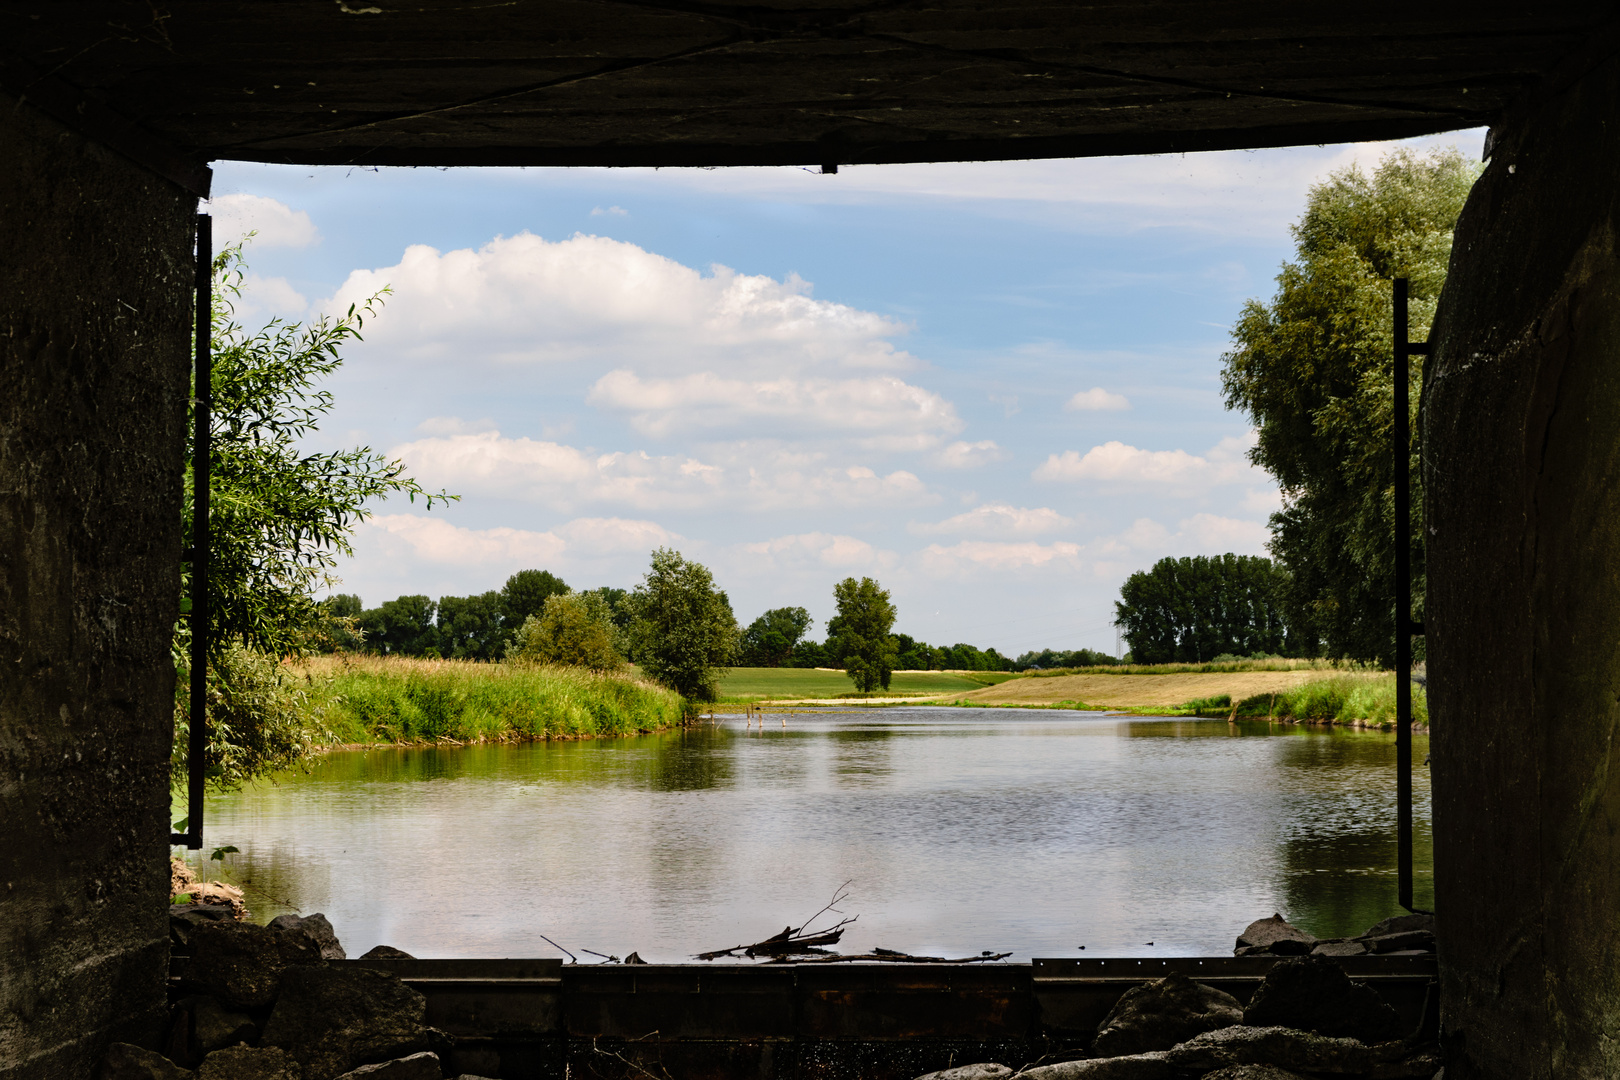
{"left": 2, "top": 2, "right": 1615, "bottom": 193}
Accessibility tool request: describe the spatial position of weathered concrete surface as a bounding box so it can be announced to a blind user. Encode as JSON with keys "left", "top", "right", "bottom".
{"left": 0, "top": 93, "right": 195, "bottom": 1078}
{"left": 1426, "top": 51, "right": 1620, "bottom": 1080}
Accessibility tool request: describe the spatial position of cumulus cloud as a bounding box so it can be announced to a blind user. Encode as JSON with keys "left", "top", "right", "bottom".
{"left": 358, "top": 513, "right": 681, "bottom": 576}
{"left": 587, "top": 370, "right": 961, "bottom": 443}
{"left": 935, "top": 440, "right": 1007, "bottom": 468}
{"left": 911, "top": 503, "right": 1072, "bottom": 537}
{"left": 732, "top": 532, "right": 897, "bottom": 575}
{"left": 1065, "top": 387, "right": 1130, "bottom": 412}
{"left": 914, "top": 540, "right": 1085, "bottom": 575}
{"left": 321, "top": 232, "right": 917, "bottom": 374}
{"left": 390, "top": 429, "right": 937, "bottom": 512}
{"left": 208, "top": 193, "right": 320, "bottom": 248}
{"left": 234, "top": 273, "right": 308, "bottom": 321}
{"left": 1033, "top": 433, "right": 1268, "bottom": 493}
{"left": 591, "top": 205, "right": 628, "bottom": 216}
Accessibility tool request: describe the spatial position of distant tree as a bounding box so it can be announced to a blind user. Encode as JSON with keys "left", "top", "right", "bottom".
{"left": 436, "top": 591, "right": 505, "bottom": 660}
{"left": 357, "top": 594, "right": 438, "bottom": 655}
{"left": 739, "top": 607, "right": 813, "bottom": 667}
{"left": 827, "top": 577, "right": 899, "bottom": 692}
{"left": 1221, "top": 147, "right": 1477, "bottom": 665}
{"left": 891, "top": 633, "right": 937, "bottom": 671}
{"left": 1113, "top": 554, "right": 1295, "bottom": 664}
{"left": 626, "top": 549, "right": 740, "bottom": 700}
{"left": 308, "top": 593, "right": 365, "bottom": 652}
{"left": 499, "top": 570, "right": 570, "bottom": 645}
{"left": 785, "top": 639, "right": 830, "bottom": 669}
{"left": 508, "top": 591, "right": 623, "bottom": 671}
{"left": 1012, "top": 647, "right": 1116, "bottom": 671}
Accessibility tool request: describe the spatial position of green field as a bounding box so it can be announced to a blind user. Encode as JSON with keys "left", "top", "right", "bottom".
{"left": 716, "top": 667, "right": 1012, "bottom": 700}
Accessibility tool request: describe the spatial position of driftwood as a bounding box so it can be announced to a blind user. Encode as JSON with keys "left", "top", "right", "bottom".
{"left": 767, "top": 947, "right": 1013, "bottom": 965}
{"left": 694, "top": 883, "right": 859, "bottom": 960}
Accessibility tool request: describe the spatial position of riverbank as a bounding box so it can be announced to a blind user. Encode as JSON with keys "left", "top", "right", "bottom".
{"left": 293, "top": 655, "right": 688, "bottom": 745}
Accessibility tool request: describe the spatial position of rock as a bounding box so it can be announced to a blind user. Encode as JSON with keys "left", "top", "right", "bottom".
{"left": 98, "top": 1043, "right": 194, "bottom": 1080}
{"left": 1310, "top": 941, "right": 1368, "bottom": 957}
{"left": 189, "top": 995, "right": 257, "bottom": 1054}
{"left": 333, "top": 1053, "right": 443, "bottom": 1079}
{"left": 170, "top": 907, "right": 238, "bottom": 950}
{"left": 1164, "top": 1026, "right": 1373, "bottom": 1073}
{"left": 1243, "top": 955, "right": 1403, "bottom": 1044}
{"left": 913, "top": 1065, "right": 1014, "bottom": 1080}
{"left": 1198, "top": 1068, "right": 1309, "bottom": 1080}
{"left": 269, "top": 912, "right": 347, "bottom": 960}
{"left": 261, "top": 964, "right": 431, "bottom": 1080}
{"left": 1015, "top": 1053, "right": 1172, "bottom": 1079}
{"left": 1364, "top": 930, "right": 1436, "bottom": 954}
{"left": 1235, "top": 914, "right": 1316, "bottom": 956}
{"left": 361, "top": 945, "right": 416, "bottom": 960}
{"left": 1367, "top": 1051, "right": 1445, "bottom": 1078}
{"left": 1092, "top": 973, "right": 1244, "bottom": 1056}
{"left": 195, "top": 1046, "right": 301, "bottom": 1080}
{"left": 1360, "top": 913, "right": 1435, "bottom": 939}
{"left": 181, "top": 921, "right": 325, "bottom": 1009}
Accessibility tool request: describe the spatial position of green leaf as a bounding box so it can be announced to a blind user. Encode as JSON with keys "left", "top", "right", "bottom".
{"left": 210, "top": 845, "right": 240, "bottom": 861}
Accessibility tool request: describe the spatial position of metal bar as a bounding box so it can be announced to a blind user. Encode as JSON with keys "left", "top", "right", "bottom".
{"left": 1394, "top": 277, "right": 1414, "bottom": 912}
{"left": 174, "top": 214, "right": 211, "bottom": 851}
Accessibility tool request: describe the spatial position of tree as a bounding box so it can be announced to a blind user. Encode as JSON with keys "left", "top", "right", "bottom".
{"left": 176, "top": 245, "right": 450, "bottom": 791}
{"left": 435, "top": 591, "right": 505, "bottom": 660}
{"left": 189, "top": 246, "right": 450, "bottom": 660}
{"left": 356, "top": 595, "right": 438, "bottom": 656}
{"left": 1220, "top": 147, "right": 1477, "bottom": 665}
{"left": 1113, "top": 554, "right": 1295, "bottom": 664}
{"left": 739, "top": 607, "right": 813, "bottom": 667}
{"left": 827, "top": 577, "right": 898, "bottom": 692}
{"left": 499, "top": 570, "right": 569, "bottom": 646}
{"left": 625, "top": 549, "right": 739, "bottom": 700}
{"left": 508, "top": 591, "right": 623, "bottom": 671}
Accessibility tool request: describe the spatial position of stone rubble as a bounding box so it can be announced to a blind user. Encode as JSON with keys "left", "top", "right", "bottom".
{"left": 1092, "top": 973, "right": 1245, "bottom": 1057}
{"left": 1243, "top": 956, "right": 1403, "bottom": 1044}
{"left": 1235, "top": 911, "right": 1436, "bottom": 960}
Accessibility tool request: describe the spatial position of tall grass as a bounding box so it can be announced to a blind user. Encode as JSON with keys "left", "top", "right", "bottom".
{"left": 1225, "top": 674, "right": 1428, "bottom": 726}
{"left": 293, "top": 655, "right": 687, "bottom": 744}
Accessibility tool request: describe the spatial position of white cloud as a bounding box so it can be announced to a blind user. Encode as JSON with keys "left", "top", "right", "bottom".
{"left": 208, "top": 193, "right": 319, "bottom": 248}
{"left": 936, "top": 440, "right": 1007, "bottom": 468}
{"left": 321, "top": 232, "right": 917, "bottom": 374}
{"left": 911, "top": 503, "right": 1073, "bottom": 537}
{"left": 1065, "top": 387, "right": 1130, "bottom": 412}
{"left": 390, "top": 430, "right": 937, "bottom": 512}
{"left": 914, "top": 540, "right": 1085, "bottom": 575}
{"left": 732, "top": 532, "right": 897, "bottom": 575}
{"left": 364, "top": 514, "right": 568, "bottom": 567}
{"left": 233, "top": 273, "right": 308, "bottom": 321}
{"left": 1033, "top": 434, "right": 1268, "bottom": 493}
{"left": 587, "top": 370, "right": 962, "bottom": 443}
{"left": 355, "top": 513, "right": 680, "bottom": 580}
{"left": 590, "top": 205, "right": 628, "bottom": 217}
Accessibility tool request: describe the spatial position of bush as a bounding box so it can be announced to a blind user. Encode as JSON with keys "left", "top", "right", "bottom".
{"left": 507, "top": 590, "right": 623, "bottom": 671}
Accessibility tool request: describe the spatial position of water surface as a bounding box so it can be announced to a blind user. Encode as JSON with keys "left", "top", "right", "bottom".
{"left": 186, "top": 708, "right": 1432, "bottom": 961}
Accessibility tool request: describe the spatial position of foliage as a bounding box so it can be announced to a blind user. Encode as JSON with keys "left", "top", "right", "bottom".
{"left": 188, "top": 245, "right": 450, "bottom": 661}
{"left": 172, "top": 639, "right": 323, "bottom": 791}
{"left": 1012, "top": 647, "right": 1118, "bottom": 671}
{"left": 715, "top": 666, "right": 988, "bottom": 700}
{"left": 1221, "top": 147, "right": 1478, "bottom": 665}
{"left": 296, "top": 654, "right": 685, "bottom": 743}
{"left": 356, "top": 594, "right": 438, "bottom": 656}
{"left": 827, "top": 577, "right": 899, "bottom": 692}
{"left": 434, "top": 591, "right": 505, "bottom": 660}
{"left": 1230, "top": 674, "right": 1428, "bottom": 725}
{"left": 625, "top": 548, "right": 740, "bottom": 700}
{"left": 739, "top": 607, "right": 813, "bottom": 667}
{"left": 1114, "top": 553, "right": 1297, "bottom": 664}
{"left": 500, "top": 569, "right": 570, "bottom": 644}
{"left": 507, "top": 590, "right": 624, "bottom": 671}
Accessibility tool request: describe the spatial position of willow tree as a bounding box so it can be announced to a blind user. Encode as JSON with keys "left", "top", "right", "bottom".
{"left": 1220, "top": 147, "right": 1479, "bottom": 665}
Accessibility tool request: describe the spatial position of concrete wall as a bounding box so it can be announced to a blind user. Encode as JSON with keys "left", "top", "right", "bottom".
{"left": 1427, "top": 54, "right": 1620, "bottom": 1080}
{"left": 0, "top": 95, "right": 195, "bottom": 1078}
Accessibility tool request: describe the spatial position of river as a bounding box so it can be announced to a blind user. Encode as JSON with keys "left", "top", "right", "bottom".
{"left": 183, "top": 707, "right": 1432, "bottom": 962}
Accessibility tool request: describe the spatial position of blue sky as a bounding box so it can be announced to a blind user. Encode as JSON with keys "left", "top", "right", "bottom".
{"left": 211, "top": 129, "right": 1482, "bottom": 657}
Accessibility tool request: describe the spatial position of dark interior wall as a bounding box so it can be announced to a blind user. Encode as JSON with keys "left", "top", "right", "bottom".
{"left": 0, "top": 95, "right": 195, "bottom": 1078}
{"left": 1426, "top": 55, "right": 1620, "bottom": 1080}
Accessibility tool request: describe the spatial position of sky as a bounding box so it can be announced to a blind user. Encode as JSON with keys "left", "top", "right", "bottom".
{"left": 208, "top": 127, "right": 1483, "bottom": 658}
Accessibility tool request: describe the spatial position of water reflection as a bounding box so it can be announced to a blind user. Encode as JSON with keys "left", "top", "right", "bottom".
{"left": 189, "top": 709, "right": 1430, "bottom": 961}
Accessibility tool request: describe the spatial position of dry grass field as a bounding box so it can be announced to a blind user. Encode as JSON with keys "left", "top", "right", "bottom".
{"left": 946, "top": 669, "right": 1380, "bottom": 709}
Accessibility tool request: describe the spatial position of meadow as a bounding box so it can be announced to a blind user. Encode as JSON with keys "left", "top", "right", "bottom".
{"left": 715, "top": 666, "right": 1014, "bottom": 701}
{"left": 293, "top": 655, "right": 687, "bottom": 744}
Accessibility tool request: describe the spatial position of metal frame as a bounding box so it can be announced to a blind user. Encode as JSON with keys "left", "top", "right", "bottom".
{"left": 1393, "top": 278, "right": 1429, "bottom": 913}
{"left": 171, "top": 213, "right": 210, "bottom": 850}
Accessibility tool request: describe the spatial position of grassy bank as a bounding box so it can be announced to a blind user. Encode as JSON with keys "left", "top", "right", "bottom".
{"left": 1185, "top": 674, "right": 1428, "bottom": 726}
{"left": 294, "top": 655, "right": 687, "bottom": 744}
{"left": 716, "top": 666, "right": 1011, "bottom": 701}
{"left": 1020, "top": 657, "right": 1342, "bottom": 677}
